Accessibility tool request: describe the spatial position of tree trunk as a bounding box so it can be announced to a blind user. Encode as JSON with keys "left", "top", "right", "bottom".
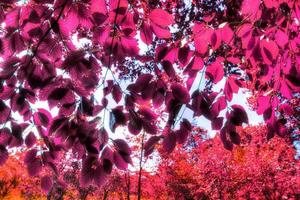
{"left": 137, "top": 132, "right": 145, "bottom": 200}
{"left": 103, "top": 190, "right": 108, "bottom": 200}
{"left": 125, "top": 171, "right": 131, "bottom": 200}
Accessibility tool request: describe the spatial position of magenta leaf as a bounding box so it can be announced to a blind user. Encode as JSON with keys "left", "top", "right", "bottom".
{"left": 260, "top": 39, "right": 279, "bottom": 65}
{"left": 41, "top": 176, "right": 53, "bottom": 192}
{"left": 144, "top": 136, "right": 161, "bottom": 157}
{"left": 257, "top": 96, "right": 271, "bottom": 115}
{"left": 229, "top": 105, "right": 249, "bottom": 126}
{"left": 93, "top": 165, "right": 107, "bottom": 187}
{"left": 171, "top": 83, "right": 190, "bottom": 104}
{"left": 25, "top": 132, "right": 37, "bottom": 147}
{"left": 141, "top": 81, "right": 156, "bottom": 100}
{"left": 113, "top": 139, "right": 131, "bottom": 156}
{"left": 178, "top": 46, "right": 190, "bottom": 65}
{"left": 0, "top": 100, "right": 10, "bottom": 124}
{"left": 206, "top": 58, "right": 224, "bottom": 84}
{"left": 112, "top": 84, "right": 122, "bottom": 103}
{"left": 191, "top": 56, "right": 204, "bottom": 70}
{"left": 142, "top": 119, "right": 158, "bottom": 135}
{"left": 0, "top": 128, "right": 12, "bottom": 147}
{"left": 161, "top": 60, "right": 176, "bottom": 78}
{"left": 33, "top": 109, "right": 52, "bottom": 127}
{"left": 229, "top": 130, "right": 241, "bottom": 145}
{"left": 127, "top": 73, "right": 153, "bottom": 93}
{"left": 149, "top": 9, "right": 174, "bottom": 27}
{"left": 0, "top": 146, "right": 8, "bottom": 166}
{"left": 275, "top": 29, "right": 288, "bottom": 48}
{"left": 113, "top": 151, "right": 128, "bottom": 170}
{"left": 224, "top": 77, "right": 239, "bottom": 101}
{"left": 220, "top": 129, "right": 233, "bottom": 151}
{"left": 162, "top": 131, "right": 176, "bottom": 153}
{"left": 27, "top": 158, "right": 42, "bottom": 177}
{"left": 140, "top": 22, "right": 153, "bottom": 45}
{"left": 150, "top": 23, "right": 172, "bottom": 39}
{"left": 241, "top": 0, "right": 261, "bottom": 20}
{"left": 110, "top": 106, "right": 127, "bottom": 132}
{"left": 212, "top": 117, "right": 224, "bottom": 130}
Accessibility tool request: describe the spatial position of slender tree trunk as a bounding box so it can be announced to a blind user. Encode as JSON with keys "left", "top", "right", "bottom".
{"left": 125, "top": 171, "right": 131, "bottom": 200}
{"left": 137, "top": 132, "right": 145, "bottom": 200}
{"left": 103, "top": 190, "right": 108, "bottom": 200}
{"left": 79, "top": 189, "right": 89, "bottom": 200}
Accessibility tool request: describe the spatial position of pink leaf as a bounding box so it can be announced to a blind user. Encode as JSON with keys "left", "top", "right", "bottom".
{"left": 94, "top": 165, "right": 107, "bottom": 186}
{"left": 194, "top": 36, "right": 209, "bottom": 55}
{"left": 80, "top": 157, "right": 97, "bottom": 187}
{"left": 229, "top": 130, "right": 241, "bottom": 145}
{"left": 110, "top": 107, "right": 127, "bottom": 132}
{"left": 210, "top": 30, "right": 221, "bottom": 50}
{"left": 264, "top": 0, "right": 279, "bottom": 9}
{"left": 260, "top": 39, "right": 279, "bottom": 65}
{"left": 151, "top": 23, "right": 171, "bottom": 39}
{"left": 280, "top": 80, "right": 292, "bottom": 99}
{"left": 257, "top": 96, "right": 271, "bottom": 115}
{"left": 149, "top": 9, "right": 174, "bottom": 27}
{"left": 138, "top": 107, "right": 158, "bottom": 121}
{"left": 142, "top": 119, "right": 157, "bottom": 135}
{"left": 193, "top": 24, "right": 216, "bottom": 53}
{"left": 120, "top": 37, "right": 139, "bottom": 57}
{"left": 241, "top": 0, "right": 261, "bottom": 20}
{"left": 178, "top": 46, "right": 190, "bottom": 65}
{"left": 127, "top": 74, "right": 153, "bottom": 93}
{"left": 206, "top": 57, "right": 224, "bottom": 83}
{"left": 113, "top": 139, "right": 131, "bottom": 156}
{"left": 211, "top": 96, "right": 227, "bottom": 117}
{"left": 220, "top": 24, "right": 234, "bottom": 44}
{"left": 224, "top": 77, "right": 239, "bottom": 101}
{"left": 140, "top": 22, "right": 153, "bottom": 45}
{"left": 0, "top": 128, "right": 12, "bottom": 147}
{"left": 191, "top": 56, "right": 204, "bottom": 70}
{"left": 275, "top": 29, "right": 288, "bottom": 48}
{"left": 91, "top": 0, "right": 107, "bottom": 14}
{"left": 128, "top": 111, "right": 142, "bottom": 135}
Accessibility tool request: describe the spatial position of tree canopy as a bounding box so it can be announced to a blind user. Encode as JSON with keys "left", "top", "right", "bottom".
{"left": 0, "top": 0, "right": 299, "bottom": 196}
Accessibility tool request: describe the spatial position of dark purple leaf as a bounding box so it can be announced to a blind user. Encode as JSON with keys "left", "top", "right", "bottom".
{"left": 171, "top": 83, "right": 190, "bottom": 104}
{"left": 162, "top": 131, "right": 176, "bottom": 153}
{"left": 41, "top": 176, "right": 53, "bottom": 192}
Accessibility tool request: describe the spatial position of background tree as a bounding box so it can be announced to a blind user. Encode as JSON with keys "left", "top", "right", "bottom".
{"left": 0, "top": 152, "right": 46, "bottom": 199}
{"left": 156, "top": 125, "right": 300, "bottom": 199}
